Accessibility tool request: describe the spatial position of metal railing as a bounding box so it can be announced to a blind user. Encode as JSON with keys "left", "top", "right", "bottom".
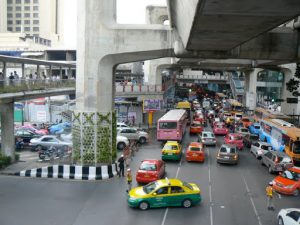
{"left": 115, "top": 84, "right": 163, "bottom": 93}
{"left": 0, "top": 79, "right": 75, "bottom": 94}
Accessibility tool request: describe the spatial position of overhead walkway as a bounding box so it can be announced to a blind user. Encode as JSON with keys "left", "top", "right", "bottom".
{"left": 229, "top": 73, "right": 245, "bottom": 102}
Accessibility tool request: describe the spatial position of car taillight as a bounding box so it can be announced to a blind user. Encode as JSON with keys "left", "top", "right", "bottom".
{"left": 274, "top": 157, "right": 279, "bottom": 164}
{"left": 234, "top": 155, "right": 238, "bottom": 160}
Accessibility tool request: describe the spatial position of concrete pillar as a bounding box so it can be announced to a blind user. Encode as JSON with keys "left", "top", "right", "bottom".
{"left": 280, "top": 64, "right": 298, "bottom": 115}
{"left": 0, "top": 103, "right": 15, "bottom": 161}
{"left": 49, "top": 65, "right": 52, "bottom": 78}
{"left": 244, "top": 68, "right": 263, "bottom": 110}
{"left": 59, "top": 66, "right": 63, "bottom": 79}
{"left": 21, "top": 63, "right": 25, "bottom": 78}
{"left": 36, "top": 64, "right": 40, "bottom": 79}
{"left": 67, "top": 67, "right": 72, "bottom": 79}
{"left": 75, "top": 0, "right": 172, "bottom": 165}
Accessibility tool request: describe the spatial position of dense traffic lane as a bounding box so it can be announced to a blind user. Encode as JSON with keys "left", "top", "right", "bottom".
{"left": 0, "top": 127, "right": 299, "bottom": 225}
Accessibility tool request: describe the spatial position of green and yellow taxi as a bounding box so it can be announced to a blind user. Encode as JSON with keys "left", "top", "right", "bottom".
{"left": 127, "top": 178, "right": 201, "bottom": 210}
{"left": 161, "top": 141, "right": 182, "bottom": 161}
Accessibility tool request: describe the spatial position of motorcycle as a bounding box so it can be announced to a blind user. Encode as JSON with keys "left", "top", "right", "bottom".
{"left": 38, "top": 146, "right": 65, "bottom": 160}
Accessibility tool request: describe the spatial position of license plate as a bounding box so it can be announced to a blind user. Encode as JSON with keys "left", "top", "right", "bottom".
{"left": 193, "top": 154, "right": 198, "bottom": 157}
{"left": 224, "top": 156, "right": 229, "bottom": 159}
{"left": 144, "top": 174, "right": 149, "bottom": 177}
{"left": 168, "top": 153, "right": 173, "bottom": 155}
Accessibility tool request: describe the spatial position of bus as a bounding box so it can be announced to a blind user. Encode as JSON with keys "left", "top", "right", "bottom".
{"left": 157, "top": 109, "right": 188, "bottom": 142}
{"left": 259, "top": 118, "right": 300, "bottom": 166}
{"left": 254, "top": 107, "right": 292, "bottom": 123}
{"left": 176, "top": 101, "right": 191, "bottom": 124}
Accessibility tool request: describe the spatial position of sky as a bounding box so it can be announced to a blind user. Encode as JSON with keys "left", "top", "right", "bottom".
{"left": 117, "top": 0, "right": 166, "bottom": 24}
{"left": 63, "top": 0, "right": 166, "bottom": 48}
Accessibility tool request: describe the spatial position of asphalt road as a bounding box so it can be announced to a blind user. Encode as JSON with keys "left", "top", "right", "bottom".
{"left": 0, "top": 125, "right": 299, "bottom": 225}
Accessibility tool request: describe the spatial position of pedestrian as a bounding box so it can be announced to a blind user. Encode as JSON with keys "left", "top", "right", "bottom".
{"left": 9, "top": 72, "right": 14, "bottom": 80}
{"left": 118, "top": 154, "right": 125, "bottom": 177}
{"left": 14, "top": 71, "right": 19, "bottom": 79}
{"left": 126, "top": 168, "right": 132, "bottom": 192}
{"left": 266, "top": 182, "right": 275, "bottom": 211}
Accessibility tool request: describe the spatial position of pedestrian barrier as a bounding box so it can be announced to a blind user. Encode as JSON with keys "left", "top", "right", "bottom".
{"left": 14, "top": 164, "right": 118, "bottom": 180}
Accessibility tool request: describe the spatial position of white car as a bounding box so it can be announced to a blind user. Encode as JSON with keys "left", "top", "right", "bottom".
{"left": 117, "top": 127, "right": 149, "bottom": 144}
{"left": 250, "top": 141, "right": 272, "bottom": 159}
{"left": 278, "top": 208, "right": 300, "bottom": 225}
{"left": 237, "top": 127, "right": 250, "bottom": 137}
{"left": 117, "top": 135, "right": 129, "bottom": 150}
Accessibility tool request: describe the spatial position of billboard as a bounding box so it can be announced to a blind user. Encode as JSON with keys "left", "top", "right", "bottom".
{"left": 143, "top": 99, "right": 161, "bottom": 112}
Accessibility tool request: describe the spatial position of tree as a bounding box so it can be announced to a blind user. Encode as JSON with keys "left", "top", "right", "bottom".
{"left": 286, "top": 64, "right": 300, "bottom": 96}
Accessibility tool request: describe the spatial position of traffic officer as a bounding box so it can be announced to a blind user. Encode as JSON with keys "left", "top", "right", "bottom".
{"left": 266, "top": 182, "right": 275, "bottom": 210}
{"left": 126, "top": 168, "right": 133, "bottom": 192}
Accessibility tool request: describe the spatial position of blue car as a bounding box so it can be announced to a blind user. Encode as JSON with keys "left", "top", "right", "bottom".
{"left": 249, "top": 123, "right": 261, "bottom": 135}
{"left": 49, "top": 122, "right": 72, "bottom": 134}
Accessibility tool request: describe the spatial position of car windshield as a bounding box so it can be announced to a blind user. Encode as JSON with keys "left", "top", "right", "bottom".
{"left": 254, "top": 126, "right": 260, "bottom": 129}
{"left": 220, "top": 147, "right": 236, "bottom": 153}
{"left": 164, "top": 144, "right": 178, "bottom": 150}
{"left": 182, "top": 181, "right": 193, "bottom": 190}
{"left": 261, "top": 145, "right": 272, "bottom": 151}
{"left": 232, "top": 136, "right": 242, "bottom": 140}
{"left": 190, "top": 147, "right": 201, "bottom": 151}
{"left": 192, "top": 123, "right": 201, "bottom": 127}
{"left": 236, "top": 114, "right": 242, "bottom": 118}
{"left": 203, "top": 133, "right": 214, "bottom": 138}
{"left": 143, "top": 182, "right": 157, "bottom": 194}
{"left": 250, "top": 135, "right": 259, "bottom": 141}
{"left": 278, "top": 156, "right": 292, "bottom": 163}
{"left": 281, "top": 170, "right": 300, "bottom": 181}
{"left": 240, "top": 129, "right": 248, "bottom": 132}
{"left": 293, "top": 141, "right": 300, "bottom": 154}
{"left": 242, "top": 118, "right": 250, "bottom": 122}
{"left": 140, "top": 163, "right": 157, "bottom": 171}
{"left": 217, "top": 124, "right": 225, "bottom": 128}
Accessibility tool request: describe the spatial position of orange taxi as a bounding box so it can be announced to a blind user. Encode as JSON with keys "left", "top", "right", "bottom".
{"left": 189, "top": 121, "right": 203, "bottom": 135}
{"left": 185, "top": 142, "right": 205, "bottom": 162}
{"left": 240, "top": 117, "right": 252, "bottom": 128}
{"left": 272, "top": 167, "right": 300, "bottom": 196}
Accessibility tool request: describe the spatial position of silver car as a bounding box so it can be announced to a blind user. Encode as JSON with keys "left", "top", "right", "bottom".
{"left": 261, "top": 150, "right": 293, "bottom": 174}
{"left": 117, "top": 127, "right": 149, "bottom": 144}
{"left": 250, "top": 141, "right": 272, "bottom": 159}
{"left": 236, "top": 127, "right": 250, "bottom": 137}
{"left": 217, "top": 144, "right": 238, "bottom": 165}
{"left": 198, "top": 131, "right": 216, "bottom": 146}
{"left": 30, "top": 135, "right": 72, "bottom": 151}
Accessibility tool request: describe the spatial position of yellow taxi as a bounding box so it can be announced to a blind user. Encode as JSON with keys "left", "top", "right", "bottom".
{"left": 161, "top": 141, "right": 182, "bottom": 161}
{"left": 225, "top": 117, "right": 235, "bottom": 126}
{"left": 127, "top": 178, "right": 201, "bottom": 210}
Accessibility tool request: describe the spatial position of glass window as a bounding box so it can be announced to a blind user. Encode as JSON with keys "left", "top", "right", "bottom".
{"left": 7, "top": 6, "right": 13, "bottom": 11}
{"left": 7, "top": 27, "right": 13, "bottom": 31}
{"left": 33, "top": 0, "right": 38, "bottom": 3}
{"left": 24, "top": 20, "right": 30, "bottom": 24}
{"left": 33, "top": 27, "right": 39, "bottom": 31}
{"left": 140, "top": 163, "right": 157, "bottom": 171}
{"left": 8, "top": 0, "right": 12, "bottom": 3}
{"left": 24, "top": 6, "right": 30, "bottom": 11}
{"left": 25, "top": 0, "right": 31, "bottom": 3}
{"left": 16, "top": 20, "right": 21, "bottom": 25}
{"left": 16, "top": 0, "right": 21, "bottom": 3}
{"left": 159, "top": 122, "right": 177, "bottom": 129}
{"left": 143, "top": 182, "right": 157, "bottom": 194}
{"left": 7, "top": 13, "right": 13, "bottom": 18}
{"left": 16, "top": 13, "right": 22, "bottom": 18}
{"left": 33, "top": 6, "right": 38, "bottom": 11}
{"left": 24, "top": 13, "right": 30, "bottom": 18}
{"left": 190, "top": 147, "right": 201, "bottom": 151}
{"left": 33, "top": 20, "right": 39, "bottom": 24}
{"left": 15, "top": 27, "right": 21, "bottom": 31}
{"left": 16, "top": 6, "right": 21, "bottom": 11}
{"left": 33, "top": 13, "right": 39, "bottom": 18}
{"left": 24, "top": 27, "right": 30, "bottom": 32}
{"left": 156, "top": 187, "right": 169, "bottom": 195}
{"left": 7, "top": 20, "right": 13, "bottom": 25}
{"left": 171, "top": 186, "right": 184, "bottom": 193}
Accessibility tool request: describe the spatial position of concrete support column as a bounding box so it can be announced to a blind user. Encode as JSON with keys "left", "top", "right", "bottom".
{"left": 49, "top": 65, "right": 52, "bottom": 78}
{"left": 244, "top": 68, "right": 263, "bottom": 110}
{"left": 59, "top": 66, "right": 62, "bottom": 79}
{"left": 0, "top": 103, "right": 15, "bottom": 161}
{"left": 67, "top": 67, "right": 72, "bottom": 79}
{"left": 281, "top": 64, "right": 298, "bottom": 115}
{"left": 36, "top": 64, "right": 40, "bottom": 79}
{"left": 146, "top": 58, "right": 171, "bottom": 85}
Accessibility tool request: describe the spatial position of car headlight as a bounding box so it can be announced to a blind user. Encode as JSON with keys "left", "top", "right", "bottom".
{"left": 285, "top": 185, "right": 294, "bottom": 189}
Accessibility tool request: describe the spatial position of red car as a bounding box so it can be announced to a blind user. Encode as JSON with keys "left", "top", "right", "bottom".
{"left": 190, "top": 121, "right": 203, "bottom": 134}
{"left": 224, "top": 133, "right": 244, "bottom": 150}
{"left": 272, "top": 167, "right": 300, "bottom": 196}
{"left": 213, "top": 122, "right": 228, "bottom": 135}
{"left": 186, "top": 142, "right": 205, "bottom": 162}
{"left": 194, "top": 114, "right": 204, "bottom": 123}
{"left": 136, "top": 159, "right": 165, "bottom": 184}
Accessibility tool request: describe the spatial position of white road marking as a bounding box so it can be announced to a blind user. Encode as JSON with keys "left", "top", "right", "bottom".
{"left": 161, "top": 150, "right": 182, "bottom": 225}
{"left": 241, "top": 174, "right": 263, "bottom": 225}
{"left": 207, "top": 148, "right": 214, "bottom": 225}
{"left": 161, "top": 208, "right": 169, "bottom": 225}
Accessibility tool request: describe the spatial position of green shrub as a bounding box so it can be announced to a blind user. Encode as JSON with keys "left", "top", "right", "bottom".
{"left": 15, "top": 154, "right": 20, "bottom": 162}
{"left": 0, "top": 154, "right": 12, "bottom": 168}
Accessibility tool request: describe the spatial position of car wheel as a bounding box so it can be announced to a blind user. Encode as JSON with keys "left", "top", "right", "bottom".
{"left": 117, "top": 142, "right": 126, "bottom": 150}
{"left": 139, "top": 201, "right": 149, "bottom": 210}
{"left": 182, "top": 199, "right": 192, "bottom": 208}
{"left": 278, "top": 216, "right": 284, "bottom": 225}
{"left": 261, "top": 159, "right": 265, "bottom": 166}
{"left": 268, "top": 165, "right": 273, "bottom": 174}
{"left": 292, "top": 189, "right": 299, "bottom": 196}
{"left": 139, "top": 137, "right": 146, "bottom": 144}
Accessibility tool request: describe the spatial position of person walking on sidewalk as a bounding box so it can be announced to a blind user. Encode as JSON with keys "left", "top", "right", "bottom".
{"left": 126, "top": 168, "right": 133, "bottom": 192}
{"left": 118, "top": 154, "right": 125, "bottom": 177}
{"left": 266, "top": 182, "right": 275, "bottom": 211}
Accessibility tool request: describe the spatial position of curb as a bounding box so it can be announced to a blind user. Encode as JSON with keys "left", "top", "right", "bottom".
{"left": 13, "top": 164, "right": 118, "bottom": 180}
